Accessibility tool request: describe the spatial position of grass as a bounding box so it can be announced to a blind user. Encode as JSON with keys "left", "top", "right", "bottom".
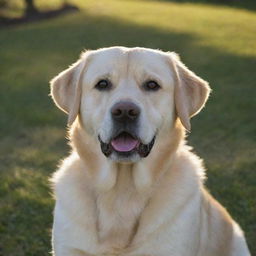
{"left": 0, "top": 0, "right": 255, "bottom": 255}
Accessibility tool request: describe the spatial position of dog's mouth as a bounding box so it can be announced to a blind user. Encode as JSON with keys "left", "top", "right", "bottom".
{"left": 98, "top": 132, "right": 155, "bottom": 159}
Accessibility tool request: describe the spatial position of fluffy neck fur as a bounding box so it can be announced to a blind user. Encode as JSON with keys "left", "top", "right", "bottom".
{"left": 66, "top": 118, "right": 204, "bottom": 252}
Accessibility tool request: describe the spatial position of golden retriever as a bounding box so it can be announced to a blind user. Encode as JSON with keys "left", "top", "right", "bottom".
{"left": 50, "top": 47, "right": 250, "bottom": 256}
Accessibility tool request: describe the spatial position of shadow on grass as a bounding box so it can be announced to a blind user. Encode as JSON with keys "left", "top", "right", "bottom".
{"left": 0, "top": 9, "right": 255, "bottom": 255}
{"left": 0, "top": 4, "right": 79, "bottom": 28}
{"left": 145, "top": 0, "right": 256, "bottom": 12}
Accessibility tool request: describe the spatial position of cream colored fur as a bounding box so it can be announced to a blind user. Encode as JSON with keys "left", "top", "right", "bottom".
{"left": 50, "top": 47, "right": 250, "bottom": 256}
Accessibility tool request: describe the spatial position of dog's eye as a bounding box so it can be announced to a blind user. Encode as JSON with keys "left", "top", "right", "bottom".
{"left": 95, "top": 80, "right": 112, "bottom": 90}
{"left": 143, "top": 80, "right": 160, "bottom": 91}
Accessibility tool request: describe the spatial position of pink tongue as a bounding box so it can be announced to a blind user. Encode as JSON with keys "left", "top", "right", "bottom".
{"left": 111, "top": 134, "right": 139, "bottom": 152}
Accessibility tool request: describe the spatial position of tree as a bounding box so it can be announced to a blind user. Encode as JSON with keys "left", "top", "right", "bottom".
{"left": 24, "top": 0, "right": 38, "bottom": 16}
{"left": 0, "top": 0, "right": 7, "bottom": 9}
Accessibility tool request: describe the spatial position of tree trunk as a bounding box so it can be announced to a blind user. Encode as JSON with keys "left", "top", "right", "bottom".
{"left": 25, "top": 0, "right": 39, "bottom": 16}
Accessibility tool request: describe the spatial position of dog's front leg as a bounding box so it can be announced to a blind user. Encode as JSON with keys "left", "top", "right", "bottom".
{"left": 52, "top": 247, "right": 93, "bottom": 256}
{"left": 52, "top": 249, "right": 82, "bottom": 256}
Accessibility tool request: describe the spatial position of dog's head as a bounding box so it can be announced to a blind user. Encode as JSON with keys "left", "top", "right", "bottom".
{"left": 50, "top": 47, "right": 210, "bottom": 163}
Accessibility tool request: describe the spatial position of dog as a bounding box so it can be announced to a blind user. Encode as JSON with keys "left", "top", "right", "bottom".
{"left": 50, "top": 47, "right": 250, "bottom": 256}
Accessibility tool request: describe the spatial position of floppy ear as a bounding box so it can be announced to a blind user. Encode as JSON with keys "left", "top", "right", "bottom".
{"left": 169, "top": 53, "right": 211, "bottom": 131}
{"left": 50, "top": 54, "right": 88, "bottom": 126}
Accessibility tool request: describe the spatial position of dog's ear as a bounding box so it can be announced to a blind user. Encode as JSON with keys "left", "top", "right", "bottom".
{"left": 50, "top": 53, "right": 89, "bottom": 126}
{"left": 169, "top": 53, "right": 211, "bottom": 131}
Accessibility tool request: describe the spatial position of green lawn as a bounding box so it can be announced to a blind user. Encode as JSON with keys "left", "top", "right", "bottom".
{"left": 0, "top": 0, "right": 255, "bottom": 255}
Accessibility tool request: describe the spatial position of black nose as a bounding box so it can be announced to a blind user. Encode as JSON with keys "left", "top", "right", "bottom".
{"left": 111, "top": 101, "right": 140, "bottom": 121}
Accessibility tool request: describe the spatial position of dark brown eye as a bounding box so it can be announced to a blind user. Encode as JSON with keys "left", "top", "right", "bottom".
{"left": 143, "top": 80, "right": 160, "bottom": 91}
{"left": 95, "top": 79, "right": 112, "bottom": 90}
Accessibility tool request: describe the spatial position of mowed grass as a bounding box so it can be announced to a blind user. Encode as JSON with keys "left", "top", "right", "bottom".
{"left": 0, "top": 0, "right": 255, "bottom": 255}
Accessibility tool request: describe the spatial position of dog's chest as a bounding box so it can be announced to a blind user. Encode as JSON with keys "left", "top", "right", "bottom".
{"left": 96, "top": 170, "right": 147, "bottom": 250}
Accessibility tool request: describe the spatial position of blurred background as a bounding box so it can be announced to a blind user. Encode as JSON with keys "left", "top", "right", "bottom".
{"left": 0, "top": 0, "right": 255, "bottom": 255}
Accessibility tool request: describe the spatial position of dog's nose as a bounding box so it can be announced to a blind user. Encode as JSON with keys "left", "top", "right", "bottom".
{"left": 111, "top": 101, "right": 140, "bottom": 121}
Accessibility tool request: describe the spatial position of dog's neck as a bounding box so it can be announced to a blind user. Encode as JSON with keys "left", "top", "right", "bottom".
{"left": 69, "top": 118, "right": 186, "bottom": 251}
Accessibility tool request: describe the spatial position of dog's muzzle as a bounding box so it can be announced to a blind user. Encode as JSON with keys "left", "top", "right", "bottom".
{"left": 98, "top": 101, "right": 155, "bottom": 160}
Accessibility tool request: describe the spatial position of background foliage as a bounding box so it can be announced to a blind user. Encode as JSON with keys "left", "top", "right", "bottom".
{"left": 0, "top": 0, "right": 255, "bottom": 255}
